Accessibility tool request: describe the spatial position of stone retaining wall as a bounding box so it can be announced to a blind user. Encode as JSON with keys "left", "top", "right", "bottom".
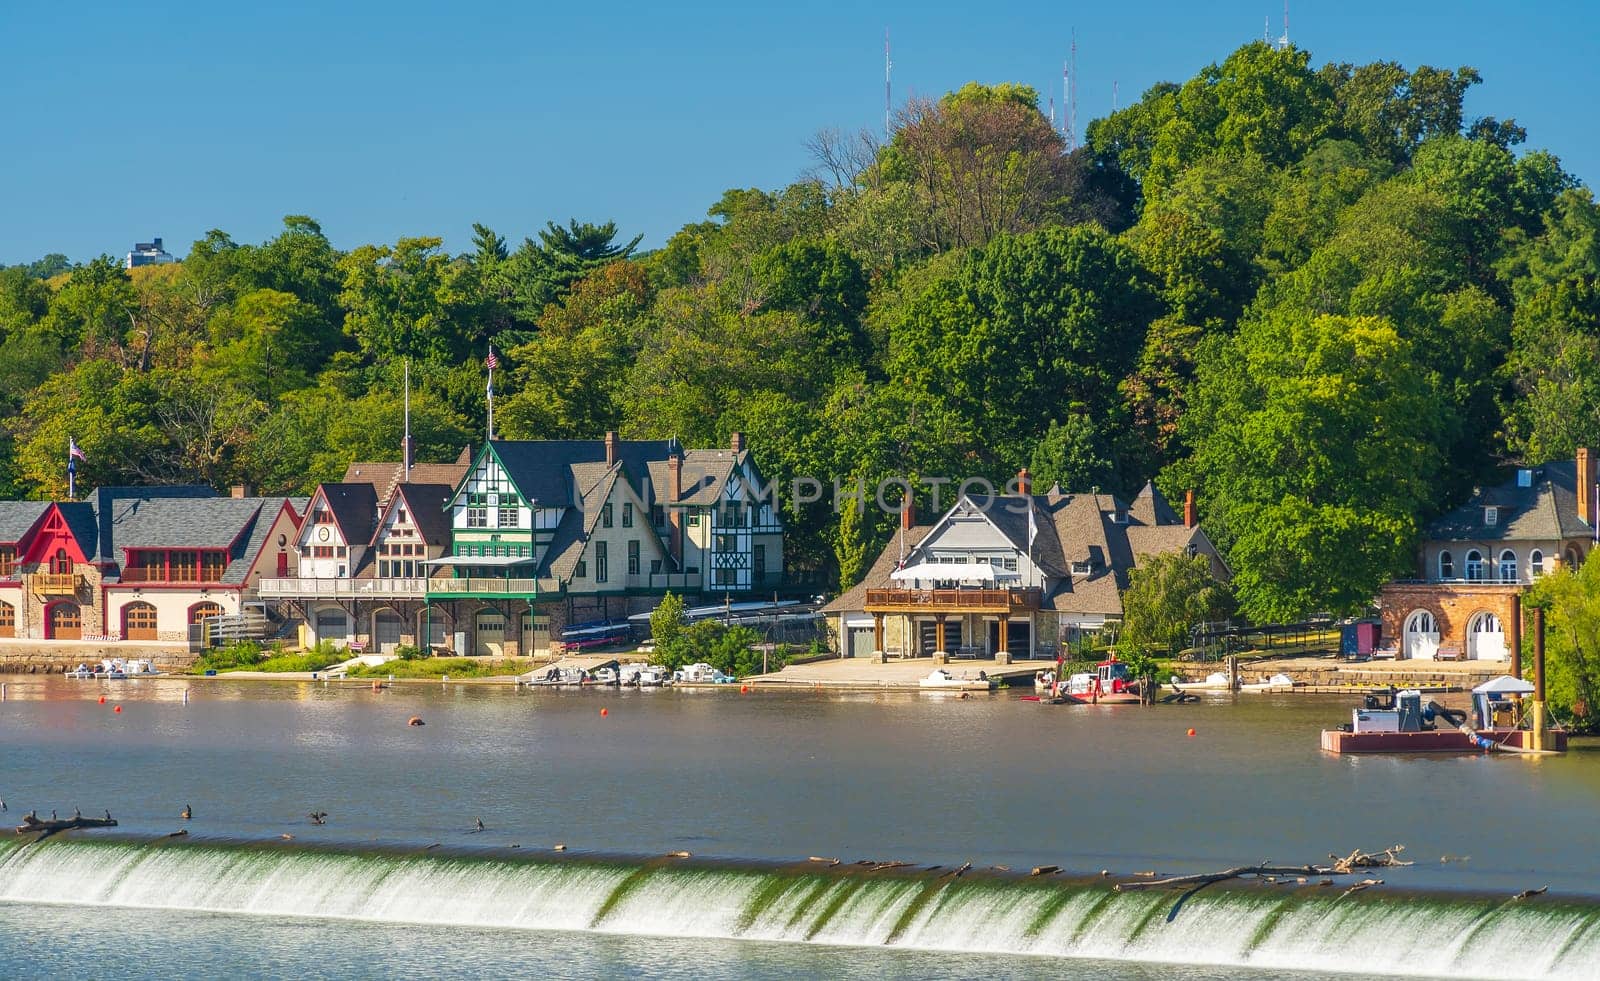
{"left": 0, "top": 644, "right": 197, "bottom": 675}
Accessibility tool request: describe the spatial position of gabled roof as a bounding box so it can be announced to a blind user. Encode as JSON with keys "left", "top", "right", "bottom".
{"left": 0, "top": 501, "right": 49, "bottom": 544}
{"left": 385, "top": 483, "right": 454, "bottom": 547}
{"left": 475, "top": 438, "right": 750, "bottom": 510}
{"left": 1426, "top": 459, "right": 1593, "bottom": 543}
{"left": 308, "top": 483, "right": 378, "bottom": 546}
{"left": 539, "top": 468, "right": 622, "bottom": 582}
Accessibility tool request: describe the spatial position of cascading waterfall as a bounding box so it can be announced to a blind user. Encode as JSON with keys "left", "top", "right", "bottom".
{"left": 2, "top": 836, "right": 1596, "bottom": 979}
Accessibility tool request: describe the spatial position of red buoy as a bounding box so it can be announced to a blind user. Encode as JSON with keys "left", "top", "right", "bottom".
{"left": 600, "top": 707, "right": 609, "bottom": 717}
{"left": 114, "top": 705, "right": 123, "bottom": 714}
{"left": 1186, "top": 727, "right": 1196, "bottom": 737}
{"left": 740, "top": 685, "right": 749, "bottom": 694}
{"left": 98, "top": 696, "right": 106, "bottom": 704}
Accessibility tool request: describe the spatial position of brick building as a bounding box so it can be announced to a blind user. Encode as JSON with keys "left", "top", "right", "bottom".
{"left": 1377, "top": 449, "right": 1599, "bottom": 661}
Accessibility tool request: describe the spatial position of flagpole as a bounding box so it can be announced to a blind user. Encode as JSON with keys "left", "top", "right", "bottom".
{"left": 67, "top": 441, "right": 75, "bottom": 502}
{"left": 486, "top": 347, "right": 496, "bottom": 442}
{"left": 403, "top": 358, "right": 412, "bottom": 481}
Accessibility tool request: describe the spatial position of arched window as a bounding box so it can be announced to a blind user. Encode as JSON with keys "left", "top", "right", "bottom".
{"left": 50, "top": 548, "right": 72, "bottom": 575}
{"left": 1438, "top": 550, "right": 1454, "bottom": 580}
{"left": 1498, "top": 549, "right": 1518, "bottom": 583}
{"left": 1405, "top": 610, "right": 1437, "bottom": 636}
{"left": 1531, "top": 550, "right": 1545, "bottom": 577}
{"left": 1567, "top": 547, "right": 1583, "bottom": 571}
{"left": 1465, "top": 550, "right": 1484, "bottom": 582}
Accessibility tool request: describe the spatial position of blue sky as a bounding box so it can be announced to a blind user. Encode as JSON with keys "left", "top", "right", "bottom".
{"left": 3, "top": 1, "right": 1596, "bottom": 266}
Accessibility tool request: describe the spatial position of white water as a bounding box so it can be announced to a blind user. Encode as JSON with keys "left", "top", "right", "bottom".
{"left": 2, "top": 838, "right": 1596, "bottom": 979}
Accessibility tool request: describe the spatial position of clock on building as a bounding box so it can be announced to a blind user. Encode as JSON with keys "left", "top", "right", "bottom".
{"left": 317, "top": 526, "right": 331, "bottom": 542}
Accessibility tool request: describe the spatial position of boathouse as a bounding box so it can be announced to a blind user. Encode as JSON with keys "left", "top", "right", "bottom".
{"left": 823, "top": 476, "right": 1227, "bottom": 661}
{"left": 1377, "top": 449, "right": 1599, "bottom": 662}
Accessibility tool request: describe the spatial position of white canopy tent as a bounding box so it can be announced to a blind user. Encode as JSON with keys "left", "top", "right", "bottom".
{"left": 1472, "top": 675, "right": 1536, "bottom": 695}
{"left": 891, "top": 561, "right": 998, "bottom": 583}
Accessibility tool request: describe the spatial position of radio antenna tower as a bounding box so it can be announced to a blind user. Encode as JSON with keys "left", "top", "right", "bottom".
{"left": 1277, "top": 1, "right": 1290, "bottom": 49}
{"left": 1048, "top": 94, "right": 1056, "bottom": 130}
{"left": 884, "top": 28, "right": 893, "bottom": 137}
{"left": 1064, "top": 30, "right": 1079, "bottom": 152}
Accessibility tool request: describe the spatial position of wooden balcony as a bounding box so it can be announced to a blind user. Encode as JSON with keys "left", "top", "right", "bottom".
{"left": 32, "top": 573, "right": 82, "bottom": 594}
{"left": 863, "top": 587, "right": 1042, "bottom": 615}
{"left": 121, "top": 568, "right": 227, "bottom": 584}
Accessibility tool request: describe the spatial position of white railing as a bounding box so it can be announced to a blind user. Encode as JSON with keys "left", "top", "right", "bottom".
{"left": 258, "top": 577, "right": 428, "bottom": 598}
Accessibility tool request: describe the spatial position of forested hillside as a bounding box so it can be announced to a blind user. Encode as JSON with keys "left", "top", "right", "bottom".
{"left": 3, "top": 42, "right": 1596, "bottom": 620}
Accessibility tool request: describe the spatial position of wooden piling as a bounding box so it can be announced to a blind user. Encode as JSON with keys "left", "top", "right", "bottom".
{"left": 1509, "top": 593, "right": 1522, "bottom": 679}
{"left": 1532, "top": 606, "right": 1547, "bottom": 752}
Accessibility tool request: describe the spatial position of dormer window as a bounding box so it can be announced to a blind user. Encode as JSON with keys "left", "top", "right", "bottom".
{"left": 1438, "top": 550, "right": 1454, "bottom": 580}
{"left": 1110, "top": 511, "right": 1128, "bottom": 525}
{"left": 1484, "top": 506, "right": 1498, "bottom": 526}
{"left": 1071, "top": 560, "right": 1093, "bottom": 575}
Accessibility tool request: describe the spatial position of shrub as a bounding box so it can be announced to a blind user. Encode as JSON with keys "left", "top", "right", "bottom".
{"left": 394, "top": 644, "right": 426, "bottom": 661}
{"left": 191, "top": 641, "right": 266, "bottom": 673}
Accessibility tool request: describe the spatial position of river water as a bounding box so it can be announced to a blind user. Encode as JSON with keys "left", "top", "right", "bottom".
{"left": 1, "top": 677, "right": 1597, "bottom": 978}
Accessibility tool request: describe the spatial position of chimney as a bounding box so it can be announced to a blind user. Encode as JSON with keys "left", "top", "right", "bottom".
{"left": 902, "top": 497, "right": 915, "bottom": 530}
{"left": 1016, "top": 468, "right": 1031, "bottom": 496}
{"left": 730, "top": 431, "right": 745, "bottom": 454}
{"left": 604, "top": 430, "right": 620, "bottom": 466}
{"left": 667, "top": 452, "right": 683, "bottom": 564}
{"left": 1580, "top": 448, "right": 1594, "bottom": 529}
{"left": 1184, "top": 490, "right": 1197, "bottom": 529}
{"left": 230, "top": 483, "right": 254, "bottom": 499}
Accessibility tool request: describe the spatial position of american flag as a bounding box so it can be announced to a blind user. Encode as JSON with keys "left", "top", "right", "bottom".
{"left": 69, "top": 438, "right": 86, "bottom": 462}
{"left": 484, "top": 348, "right": 499, "bottom": 371}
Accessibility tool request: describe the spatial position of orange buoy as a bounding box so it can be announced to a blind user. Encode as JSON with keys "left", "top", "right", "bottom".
{"left": 740, "top": 685, "right": 749, "bottom": 694}
{"left": 114, "top": 705, "right": 123, "bottom": 714}
{"left": 600, "top": 708, "right": 609, "bottom": 717}
{"left": 407, "top": 716, "right": 425, "bottom": 726}
{"left": 98, "top": 696, "right": 106, "bottom": 704}
{"left": 1186, "top": 727, "right": 1196, "bottom": 737}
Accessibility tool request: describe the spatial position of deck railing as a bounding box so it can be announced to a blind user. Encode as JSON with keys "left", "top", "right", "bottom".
{"left": 863, "top": 587, "right": 1041, "bottom": 612}
{"left": 427, "top": 577, "right": 542, "bottom": 596}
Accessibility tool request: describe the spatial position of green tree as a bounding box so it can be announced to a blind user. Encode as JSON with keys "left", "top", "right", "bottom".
{"left": 1029, "top": 415, "right": 1114, "bottom": 493}
{"left": 339, "top": 237, "right": 478, "bottom": 365}
{"left": 1525, "top": 563, "right": 1600, "bottom": 732}
{"left": 1122, "top": 553, "right": 1234, "bottom": 652}
{"left": 1173, "top": 314, "right": 1447, "bottom": 621}
{"left": 650, "top": 592, "right": 686, "bottom": 649}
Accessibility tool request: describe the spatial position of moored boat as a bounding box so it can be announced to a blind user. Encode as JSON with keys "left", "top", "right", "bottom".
{"left": 919, "top": 668, "right": 997, "bottom": 691}
{"left": 1240, "top": 672, "right": 1297, "bottom": 693}
{"left": 1170, "top": 671, "right": 1232, "bottom": 692}
{"left": 1060, "top": 657, "right": 1147, "bottom": 704}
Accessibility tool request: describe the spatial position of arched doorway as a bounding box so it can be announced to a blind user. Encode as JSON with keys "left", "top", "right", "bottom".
{"left": 1467, "top": 612, "right": 1506, "bottom": 661}
{"left": 374, "top": 609, "right": 404, "bottom": 653}
{"left": 474, "top": 609, "right": 505, "bottom": 657}
{"left": 1403, "top": 610, "right": 1440, "bottom": 660}
{"left": 123, "top": 601, "right": 159, "bottom": 640}
{"left": 48, "top": 602, "right": 82, "bottom": 640}
{"left": 189, "top": 602, "right": 225, "bottom": 625}
{"left": 0, "top": 600, "right": 14, "bottom": 638}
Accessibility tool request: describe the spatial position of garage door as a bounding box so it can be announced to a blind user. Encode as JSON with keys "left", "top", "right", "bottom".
{"left": 50, "top": 603, "right": 82, "bottom": 640}
{"left": 375, "top": 611, "right": 403, "bottom": 653}
{"left": 849, "top": 627, "right": 875, "bottom": 658}
{"left": 474, "top": 612, "right": 505, "bottom": 657}
{"left": 124, "top": 602, "right": 159, "bottom": 641}
{"left": 315, "top": 610, "right": 348, "bottom": 646}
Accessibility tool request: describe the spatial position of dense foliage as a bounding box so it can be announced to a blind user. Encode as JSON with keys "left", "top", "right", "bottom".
{"left": 1120, "top": 553, "right": 1236, "bottom": 652}
{"left": 1525, "top": 564, "right": 1600, "bottom": 732}
{"left": 4, "top": 41, "right": 1594, "bottom": 619}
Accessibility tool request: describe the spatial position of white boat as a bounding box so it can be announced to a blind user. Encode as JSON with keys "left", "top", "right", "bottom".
{"left": 591, "top": 666, "right": 619, "bottom": 686}
{"left": 673, "top": 662, "right": 736, "bottom": 685}
{"left": 96, "top": 659, "right": 128, "bottom": 680}
{"left": 919, "top": 668, "right": 997, "bottom": 691}
{"left": 1170, "top": 671, "right": 1232, "bottom": 692}
{"left": 64, "top": 663, "right": 93, "bottom": 679}
{"left": 637, "top": 665, "right": 670, "bottom": 687}
{"left": 123, "top": 659, "right": 160, "bottom": 676}
{"left": 1241, "top": 672, "right": 1298, "bottom": 693}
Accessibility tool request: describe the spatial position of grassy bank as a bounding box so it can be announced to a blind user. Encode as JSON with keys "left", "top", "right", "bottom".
{"left": 346, "top": 657, "right": 535, "bottom": 679}
{"left": 191, "top": 641, "right": 345, "bottom": 675}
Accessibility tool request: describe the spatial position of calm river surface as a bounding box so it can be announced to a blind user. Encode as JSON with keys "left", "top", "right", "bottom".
{"left": 1, "top": 677, "right": 1597, "bottom": 978}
